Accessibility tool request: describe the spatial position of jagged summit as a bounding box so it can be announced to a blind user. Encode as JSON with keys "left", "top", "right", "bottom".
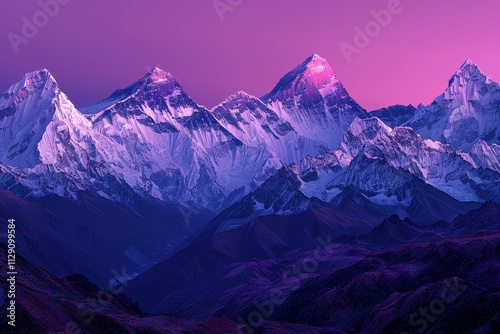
{"left": 148, "top": 66, "right": 165, "bottom": 73}
{"left": 225, "top": 90, "right": 253, "bottom": 100}
{"left": 451, "top": 58, "right": 486, "bottom": 81}
{"left": 260, "top": 53, "right": 368, "bottom": 148}
{"left": 403, "top": 58, "right": 500, "bottom": 151}
{"left": 1, "top": 56, "right": 498, "bottom": 211}
{"left": 211, "top": 91, "right": 263, "bottom": 115}
{"left": 81, "top": 66, "right": 182, "bottom": 114}
{"left": 145, "top": 66, "right": 175, "bottom": 83}
{"left": 262, "top": 53, "right": 338, "bottom": 101}
{"left": 0, "top": 67, "right": 91, "bottom": 168}
{"left": 462, "top": 58, "right": 475, "bottom": 65}
{"left": 0, "top": 68, "right": 60, "bottom": 112}
{"left": 458, "top": 58, "right": 481, "bottom": 70}
{"left": 211, "top": 91, "right": 265, "bottom": 121}
{"left": 347, "top": 116, "right": 392, "bottom": 137}
{"left": 6, "top": 68, "right": 59, "bottom": 96}
{"left": 303, "top": 53, "right": 333, "bottom": 74}
{"left": 444, "top": 59, "right": 490, "bottom": 96}
{"left": 23, "top": 68, "right": 56, "bottom": 80}
{"left": 445, "top": 58, "right": 490, "bottom": 91}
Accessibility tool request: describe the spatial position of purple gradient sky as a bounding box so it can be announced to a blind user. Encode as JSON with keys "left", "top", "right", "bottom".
{"left": 0, "top": 0, "right": 499, "bottom": 110}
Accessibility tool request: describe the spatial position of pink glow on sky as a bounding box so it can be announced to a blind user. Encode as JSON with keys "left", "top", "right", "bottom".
{"left": 0, "top": 0, "right": 499, "bottom": 111}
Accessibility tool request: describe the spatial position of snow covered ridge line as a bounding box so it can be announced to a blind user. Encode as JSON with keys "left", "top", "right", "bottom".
{"left": 0, "top": 54, "right": 498, "bottom": 211}
{"left": 7, "top": 0, "right": 72, "bottom": 54}
{"left": 403, "top": 59, "right": 500, "bottom": 151}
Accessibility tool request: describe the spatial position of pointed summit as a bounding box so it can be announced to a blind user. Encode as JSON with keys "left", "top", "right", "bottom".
{"left": 462, "top": 58, "right": 475, "bottom": 66}
{"left": 212, "top": 91, "right": 268, "bottom": 119}
{"left": 262, "top": 53, "right": 338, "bottom": 101}
{"left": 450, "top": 58, "right": 486, "bottom": 82}
{"left": 230, "top": 90, "right": 252, "bottom": 99}
{"left": 213, "top": 90, "right": 260, "bottom": 110}
{"left": 24, "top": 68, "right": 57, "bottom": 81}
{"left": 14, "top": 69, "right": 59, "bottom": 95}
{"left": 446, "top": 58, "right": 489, "bottom": 90}
{"left": 82, "top": 66, "right": 181, "bottom": 114}
{"left": 443, "top": 58, "right": 490, "bottom": 96}
{"left": 1, "top": 69, "right": 59, "bottom": 111}
{"left": 404, "top": 58, "right": 500, "bottom": 151}
{"left": 261, "top": 54, "right": 368, "bottom": 148}
{"left": 0, "top": 68, "right": 85, "bottom": 168}
{"left": 145, "top": 66, "right": 175, "bottom": 83}
{"left": 303, "top": 53, "right": 333, "bottom": 75}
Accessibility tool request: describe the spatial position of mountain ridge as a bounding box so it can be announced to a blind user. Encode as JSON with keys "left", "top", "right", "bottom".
{"left": 0, "top": 55, "right": 498, "bottom": 214}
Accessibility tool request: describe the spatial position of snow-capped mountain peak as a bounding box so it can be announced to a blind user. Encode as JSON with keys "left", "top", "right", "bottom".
{"left": 145, "top": 66, "right": 175, "bottom": 83}
{"left": 260, "top": 53, "right": 368, "bottom": 148}
{"left": 446, "top": 58, "right": 489, "bottom": 93}
{"left": 303, "top": 53, "right": 335, "bottom": 78}
{"left": 262, "top": 53, "right": 338, "bottom": 100}
{"left": 1, "top": 56, "right": 498, "bottom": 216}
{"left": 81, "top": 67, "right": 182, "bottom": 115}
{"left": 24, "top": 68, "right": 56, "bottom": 81}
{"left": 0, "top": 68, "right": 78, "bottom": 167}
{"left": 404, "top": 59, "right": 500, "bottom": 151}
{"left": 456, "top": 58, "right": 484, "bottom": 74}
{"left": 6, "top": 69, "right": 59, "bottom": 98}
{"left": 211, "top": 90, "right": 310, "bottom": 162}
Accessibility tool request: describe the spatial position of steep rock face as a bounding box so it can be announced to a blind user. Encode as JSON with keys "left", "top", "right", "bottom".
{"left": 405, "top": 59, "right": 500, "bottom": 151}
{"left": 0, "top": 68, "right": 281, "bottom": 210}
{"left": 336, "top": 117, "right": 498, "bottom": 202}
{"left": 0, "top": 70, "right": 94, "bottom": 170}
{"left": 211, "top": 91, "right": 323, "bottom": 164}
{"left": 462, "top": 140, "right": 500, "bottom": 172}
{"left": 317, "top": 117, "right": 498, "bottom": 201}
{"left": 0, "top": 57, "right": 498, "bottom": 244}
{"left": 0, "top": 70, "right": 127, "bottom": 201}
{"left": 82, "top": 68, "right": 279, "bottom": 209}
{"left": 211, "top": 116, "right": 496, "bottom": 229}
{"left": 3, "top": 57, "right": 497, "bottom": 214}
{"left": 262, "top": 54, "right": 369, "bottom": 149}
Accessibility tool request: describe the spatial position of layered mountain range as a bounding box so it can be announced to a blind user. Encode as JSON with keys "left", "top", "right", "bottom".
{"left": 123, "top": 202, "right": 500, "bottom": 334}
{"left": 0, "top": 54, "right": 499, "bottom": 333}
{"left": 1, "top": 55, "right": 498, "bottom": 214}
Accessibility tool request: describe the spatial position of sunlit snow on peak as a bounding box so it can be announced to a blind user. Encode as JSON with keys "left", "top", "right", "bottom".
{"left": 147, "top": 67, "right": 173, "bottom": 83}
